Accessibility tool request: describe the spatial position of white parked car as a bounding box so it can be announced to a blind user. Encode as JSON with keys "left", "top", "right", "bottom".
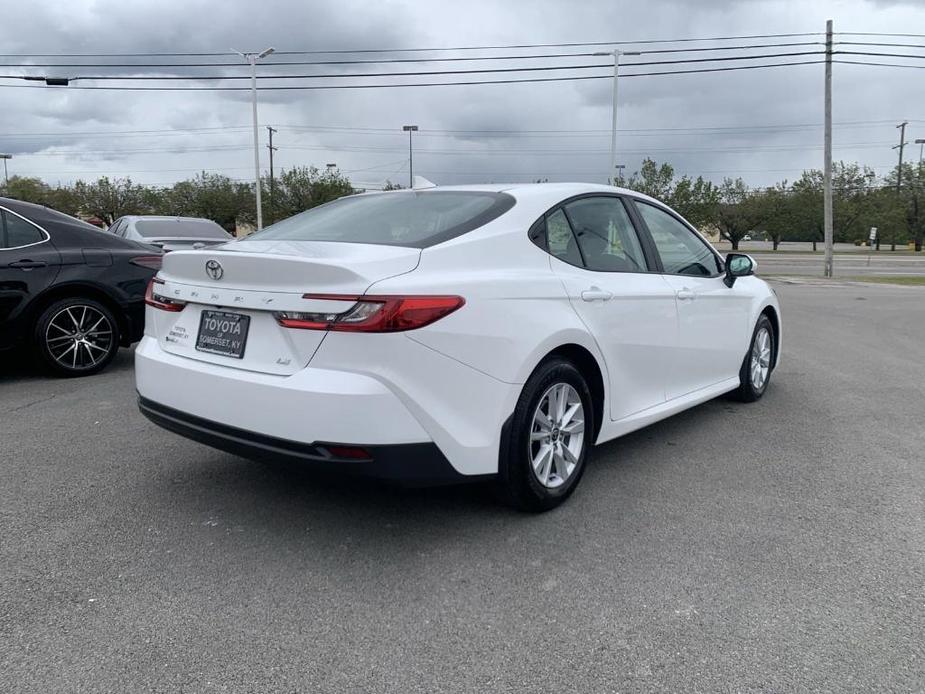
{"left": 109, "top": 215, "right": 233, "bottom": 252}
{"left": 136, "top": 183, "right": 780, "bottom": 511}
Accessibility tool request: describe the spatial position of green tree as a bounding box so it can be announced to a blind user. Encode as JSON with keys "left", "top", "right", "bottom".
{"left": 164, "top": 172, "right": 254, "bottom": 231}
{"left": 883, "top": 162, "right": 925, "bottom": 251}
{"left": 714, "top": 178, "right": 766, "bottom": 250}
{"left": 754, "top": 183, "right": 800, "bottom": 251}
{"left": 73, "top": 176, "right": 155, "bottom": 225}
{"left": 1, "top": 176, "right": 53, "bottom": 205}
{"left": 271, "top": 166, "right": 354, "bottom": 221}
{"left": 615, "top": 158, "right": 718, "bottom": 228}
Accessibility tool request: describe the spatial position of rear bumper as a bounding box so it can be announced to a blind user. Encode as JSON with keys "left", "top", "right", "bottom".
{"left": 138, "top": 396, "right": 473, "bottom": 485}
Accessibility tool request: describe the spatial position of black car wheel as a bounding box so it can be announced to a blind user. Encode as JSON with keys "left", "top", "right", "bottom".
{"left": 497, "top": 358, "right": 594, "bottom": 512}
{"left": 34, "top": 298, "right": 120, "bottom": 377}
{"left": 731, "top": 314, "right": 775, "bottom": 402}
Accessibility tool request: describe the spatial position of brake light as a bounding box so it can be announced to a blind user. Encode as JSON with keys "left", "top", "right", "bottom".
{"left": 144, "top": 277, "right": 186, "bottom": 312}
{"left": 275, "top": 294, "right": 464, "bottom": 332}
{"left": 130, "top": 255, "right": 163, "bottom": 270}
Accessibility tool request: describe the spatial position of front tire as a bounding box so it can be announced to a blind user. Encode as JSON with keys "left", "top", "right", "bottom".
{"left": 34, "top": 298, "right": 120, "bottom": 377}
{"left": 497, "top": 358, "right": 594, "bottom": 512}
{"left": 732, "top": 314, "right": 775, "bottom": 402}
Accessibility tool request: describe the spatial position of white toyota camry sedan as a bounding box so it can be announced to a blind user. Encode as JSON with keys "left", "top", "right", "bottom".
{"left": 136, "top": 183, "right": 780, "bottom": 511}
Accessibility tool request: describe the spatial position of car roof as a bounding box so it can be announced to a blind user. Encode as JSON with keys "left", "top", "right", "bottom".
{"left": 123, "top": 216, "right": 220, "bottom": 223}
{"left": 361, "top": 182, "right": 666, "bottom": 207}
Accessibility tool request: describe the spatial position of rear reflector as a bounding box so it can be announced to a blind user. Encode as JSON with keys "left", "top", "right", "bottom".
{"left": 323, "top": 445, "right": 372, "bottom": 461}
{"left": 275, "top": 294, "right": 464, "bottom": 333}
{"left": 144, "top": 277, "right": 186, "bottom": 312}
{"left": 130, "top": 255, "right": 163, "bottom": 270}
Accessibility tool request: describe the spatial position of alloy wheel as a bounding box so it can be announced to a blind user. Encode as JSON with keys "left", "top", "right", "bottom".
{"left": 45, "top": 305, "right": 115, "bottom": 371}
{"left": 750, "top": 326, "right": 772, "bottom": 391}
{"left": 528, "top": 382, "right": 585, "bottom": 489}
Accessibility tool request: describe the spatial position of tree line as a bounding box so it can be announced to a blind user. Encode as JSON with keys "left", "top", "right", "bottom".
{"left": 0, "top": 166, "right": 354, "bottom": 233}
{"left": 615, "top": 159, "right": 925, "bottom": 252}
{"left": 2, "top": 159, "right": 923, "bottom": 251}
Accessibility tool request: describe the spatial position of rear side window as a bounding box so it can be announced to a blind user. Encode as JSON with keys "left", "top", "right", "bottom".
{"left": 564, "top": 197, "right": 647, "bottom": 273}
{"left": 135, "top": 219, "right": 231, "bottom": 239}
{"left": 545, "top": 209, "right": 583, "bottom": 266}
{"left": 249, "top": 191, "right": 516, "bottom": 248}
{"left": 0, "top": 209, "right": 46, "bottom": 248}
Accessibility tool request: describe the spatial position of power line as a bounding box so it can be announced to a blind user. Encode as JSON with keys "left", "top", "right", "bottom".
{"left": 3, "top": 51, "right": 825, "bottom": 82}
{"left": 0, "top": 32, "right": 824, "bottom": 58}
{"left": 0, "top": 59, "right": 828, "bottom": 90}
{"left": 3, "top": 118, "right": 911, "bottom": 141}
{"left": 0, "top": 42, "right": 825, "bottom": 69}
{"left": 834, "top": 50, "right": 925, "bottom": 60}
{"left": 835, "top": 59, "right": 925, "bottom": 69}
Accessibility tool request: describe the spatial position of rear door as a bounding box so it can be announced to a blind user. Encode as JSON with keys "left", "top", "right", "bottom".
{"left": 543, "top": 195, "right": 679, "bottom": 421}
{"left": 631, "top": 199, "right": 751, "bottom": 398}
{"left": 0, "top": 207, "right": 61, "bottom": 345}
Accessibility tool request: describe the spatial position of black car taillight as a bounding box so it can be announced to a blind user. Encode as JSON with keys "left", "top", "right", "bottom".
{"left": 130, "top": 255, "right": 163, "bottom": 270}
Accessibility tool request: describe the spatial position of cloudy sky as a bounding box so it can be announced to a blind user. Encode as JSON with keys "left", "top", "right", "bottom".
{"left": 2, "top": 0, "right": 924, "bottom": 191}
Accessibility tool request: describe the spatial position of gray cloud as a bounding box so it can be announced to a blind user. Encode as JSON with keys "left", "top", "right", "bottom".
{"left": 1, "top": 0, "right": 922, "bottom": 191}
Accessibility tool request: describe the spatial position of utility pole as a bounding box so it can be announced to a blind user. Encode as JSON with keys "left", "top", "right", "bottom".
{"left": 402, "top": 125, "right": 418, "bottom": 188}
{"left": 594, "top": 49, "right": 640, "bottom": 184}
{"left": 232, "top": 46, "right": 275, "bottom": 231}
{"left": 891, "top": 122, "right": 909, "bottom": 252}
{"left": 894, "top": 122, "right": 908, "bottom": 197}
{"left": 823, "top": 19, "right": 834, "bottom": 278}
{"left": 266, "top": 126, "right": 277, "bottom": 225}
{"left": 0, "top": 154, "right": 10, "bottom": 186}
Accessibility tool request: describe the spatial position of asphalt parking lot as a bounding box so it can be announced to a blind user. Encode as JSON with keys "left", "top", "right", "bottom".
{"left": 2, "top": 281, "right": 924, "bottom": 693}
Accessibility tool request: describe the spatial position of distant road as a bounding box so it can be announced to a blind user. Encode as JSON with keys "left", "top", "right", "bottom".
{"left": 708, "top": 241, "right": 925, "bottom": 277}
{"left": 750, "top": 252, "right": 925, "bottom": 277}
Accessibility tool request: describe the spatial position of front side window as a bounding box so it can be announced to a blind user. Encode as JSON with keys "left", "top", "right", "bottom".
{"left": 0, "top": 209, "right": 46, "bottom": 248}
{"left": 564, "top": 197, "right": 647, "bottom": 273}
{"left": 636, "top": 201, "right": 721, "bottom": 277}
{"left": 249, "top": 191, "right": 515, "bottom": 248}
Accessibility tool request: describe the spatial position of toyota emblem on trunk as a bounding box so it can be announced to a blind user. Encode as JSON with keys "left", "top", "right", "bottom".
{"left": 205, "top": 260, "right": 224, "bottom": 280}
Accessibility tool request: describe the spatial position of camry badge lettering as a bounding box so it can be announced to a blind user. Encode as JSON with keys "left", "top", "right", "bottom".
{"left": 205, "top": 259, "right": 224, "bottom": 280}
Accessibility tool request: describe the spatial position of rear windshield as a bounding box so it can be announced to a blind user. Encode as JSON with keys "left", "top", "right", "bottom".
{"left": 135, "top": 219, "right": 231, "bottom": 239}
{"left": 249, "top": 191, "right": 515, "bottom": 248}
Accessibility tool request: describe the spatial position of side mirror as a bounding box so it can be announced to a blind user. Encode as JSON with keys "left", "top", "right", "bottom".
{"left": 724, "top": 253, "right": 756, "bottom": 287}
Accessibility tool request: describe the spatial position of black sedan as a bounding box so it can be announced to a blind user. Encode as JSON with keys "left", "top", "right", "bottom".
{"left": 0, "top": 197, "right": 162, "bottom": 376}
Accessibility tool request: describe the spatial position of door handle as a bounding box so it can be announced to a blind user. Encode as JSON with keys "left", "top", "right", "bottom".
{"left": 676, "top": 288, "right": 696, "bottom": 301}
{"left": 9, "top": 260, "right": 47, "bottom": 270}
{"left": 581, "top": 287, "right": 613, "bottom": 302}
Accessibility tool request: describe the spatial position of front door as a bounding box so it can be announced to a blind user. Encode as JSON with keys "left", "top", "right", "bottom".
{"left": 0, "top": 207, "right": 61, "bottom": 346}
{"left": 545, "top": 196, "right": 679, "bottom": 421}
{"left": 632, "top": 200, "right": 751, "bottom": 399}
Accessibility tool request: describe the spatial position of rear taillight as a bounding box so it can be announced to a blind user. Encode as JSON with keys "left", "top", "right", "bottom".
{"left": 130, "top": 255, "right": 163, "bottom": 270}
{"left": 275, "top": 294, "right": 464, "bottom": 333}
{"left": 144, "top": 277, "right": 186, "bottom": 312}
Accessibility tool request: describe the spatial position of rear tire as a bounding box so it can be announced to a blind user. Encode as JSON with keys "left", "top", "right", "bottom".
{"left": 731, "top": 314, "right": 774, "bottom": 402}
{"left": 497, "top": 358, "right": 594, "bottom": 512}
{"left": 34, "top": 297, "right": 120, "bottom": 377}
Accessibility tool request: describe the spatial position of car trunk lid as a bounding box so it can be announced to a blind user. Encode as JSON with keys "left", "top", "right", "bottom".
{"left": 151, "top": 241, "right": 421, "bottom": 375}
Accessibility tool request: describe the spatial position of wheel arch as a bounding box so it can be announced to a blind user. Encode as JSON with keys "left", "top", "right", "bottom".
{"left": 28, "top": 282, "right": 128, "bottom": 345}
{"left": 530, "top": 343, "right": 606, "bottom": 441}
{"left": 759, "top": 304, "right": 781, "bottom": 369}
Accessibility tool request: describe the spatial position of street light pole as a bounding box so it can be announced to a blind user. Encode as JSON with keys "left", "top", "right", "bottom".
{"left": 402, "top": 125, "right": 418, "bottom": 188}
{"left": 594, "top": 49, "right": 640, "bottom": 184}
{"left": 233, "top": 46, "right": 275, "bottom": 231}
{"left": 916, "top": 138, "right": 925, "bottom": 164}
{"left": 0, "top": 154, "right": 10, "bottom": 187}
